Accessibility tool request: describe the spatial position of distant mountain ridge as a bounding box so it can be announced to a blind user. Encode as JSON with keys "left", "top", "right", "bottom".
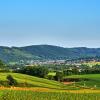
{"left": 0, "top": 45, "right": 100, "bottom": 63}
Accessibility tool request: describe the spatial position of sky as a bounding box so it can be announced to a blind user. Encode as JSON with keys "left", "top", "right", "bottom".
{"left": 0, "top": 0, "right": 100, "bottom": 48}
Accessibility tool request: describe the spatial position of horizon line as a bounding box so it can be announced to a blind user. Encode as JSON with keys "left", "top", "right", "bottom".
{"left": 0, "top": 44, "right": 100, "bottom": 49}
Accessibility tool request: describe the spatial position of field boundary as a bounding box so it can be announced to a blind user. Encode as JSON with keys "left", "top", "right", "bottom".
{"left": 0, "top": 87, "right": 100, "bottom": 93}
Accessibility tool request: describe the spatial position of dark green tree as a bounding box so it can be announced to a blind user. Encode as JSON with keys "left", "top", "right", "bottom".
{"left": 54, "top": 71, "right": 64, "bottom": 82}
{"left": 18, "top": 66, "right": 48, "bottom": 78}
{"left": 7, "top": 75, "right": 17, "bottom": 86}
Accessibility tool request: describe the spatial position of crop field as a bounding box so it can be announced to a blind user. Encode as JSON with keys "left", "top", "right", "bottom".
{"left": 0, "top": 90, "right": 100, "bottom": 100}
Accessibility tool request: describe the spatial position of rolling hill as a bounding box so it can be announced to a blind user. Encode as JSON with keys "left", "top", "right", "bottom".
{"left": 0, "top": 72, "right": 66, "bottom": 89}
{"left": 0, "top": 45, "right": 100, "bottom": 63}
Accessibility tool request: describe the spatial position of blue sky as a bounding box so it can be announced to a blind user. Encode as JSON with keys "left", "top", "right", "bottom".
{"left": 0, "top": 0, "right": 100, "bottom": 47}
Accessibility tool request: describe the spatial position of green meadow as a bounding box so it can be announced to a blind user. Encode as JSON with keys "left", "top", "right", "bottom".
{"left": 65, "top": 74, "right": 100, "bottom": 89}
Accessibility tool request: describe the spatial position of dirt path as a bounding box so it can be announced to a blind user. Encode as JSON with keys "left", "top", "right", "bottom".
{"left": 62, "top": 82, "right": 74, "bottom": 85}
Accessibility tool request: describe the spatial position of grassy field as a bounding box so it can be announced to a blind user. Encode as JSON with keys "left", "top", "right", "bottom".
{"left": 0, "top": 73, "right": 76, "bottom": 89}
{"left": 65, "top": 74, "right": 100, "bottom": 89}
{"left": 48, "top": 72, "right": 56, "bottom": 76}
{"left": 0, "top": 90, "right": 100, "bottom": 100}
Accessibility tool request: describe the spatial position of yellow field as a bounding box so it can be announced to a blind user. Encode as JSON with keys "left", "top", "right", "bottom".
{"left": 0, "top": 87, "right": 100, "bottom": 93}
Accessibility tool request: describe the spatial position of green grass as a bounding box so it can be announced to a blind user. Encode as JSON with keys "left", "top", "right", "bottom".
{"left": 0, "top": 90, "right": 100, "bottom": 100}
{"left": 48, "top": 72, "right": 56, "bottom": 76}
{"left": 65, "top": 74, "right": 100, "bottom": 89}
{"left": 0, "top": 73, "right": 74, "bottom": 89}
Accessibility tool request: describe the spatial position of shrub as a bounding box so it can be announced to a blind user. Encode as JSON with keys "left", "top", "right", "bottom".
{"left": 6, "top": 75, "right": 17, "bottom": 86}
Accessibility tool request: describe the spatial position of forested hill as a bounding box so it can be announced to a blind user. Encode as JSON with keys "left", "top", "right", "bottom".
{"left": 0, "top": 45, "right": 100, "bottom": 63}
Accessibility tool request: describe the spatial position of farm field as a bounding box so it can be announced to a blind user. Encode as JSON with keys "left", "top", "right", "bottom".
{"left": 0, "top": 73, "right": 78, "bottom": 90}
{"left": 0, "top": 90, "right": 100, "bottom": 100}
{"left": 0, "top": 73, "right": 65, "bottom": 89}
{"left": 65, "top": 74, "right": 100, "bottom": 89}
{"left": 0, "top": 73, "right": 100, "bottom": 90}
